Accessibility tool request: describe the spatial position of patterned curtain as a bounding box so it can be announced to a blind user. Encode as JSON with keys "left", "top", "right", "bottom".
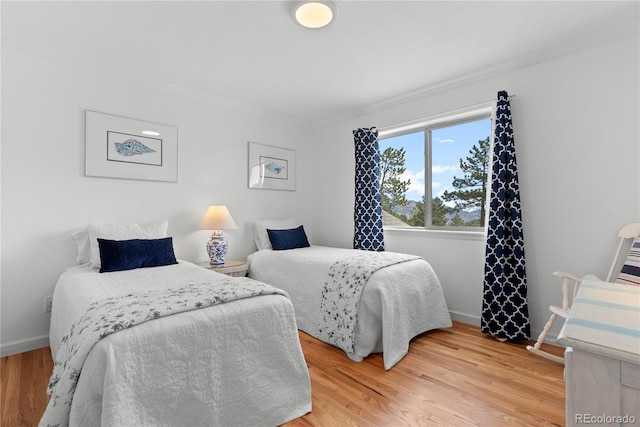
{"left": 353, "top": 127, "right": 385, "bottom": 252}
{"left": 481, "top": 91, "right": 530, "bottom": 341}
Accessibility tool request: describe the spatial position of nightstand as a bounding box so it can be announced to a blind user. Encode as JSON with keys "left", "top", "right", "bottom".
{"left": 198, "top": 260, "right": 248, "bottom": 277}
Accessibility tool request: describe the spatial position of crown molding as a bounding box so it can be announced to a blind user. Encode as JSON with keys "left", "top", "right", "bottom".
{"left": 4, "top": 12, "right": 637, "bottom": 131}
{"left": 1, "top": 34, "right": 304, "bottom": 126}
{"left": 311, "top": 17, "right": 639, "bottom": 128}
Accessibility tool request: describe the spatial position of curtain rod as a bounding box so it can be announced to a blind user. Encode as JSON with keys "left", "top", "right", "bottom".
{"left": 377, "top": 94, "right": 516, "bottom": 135}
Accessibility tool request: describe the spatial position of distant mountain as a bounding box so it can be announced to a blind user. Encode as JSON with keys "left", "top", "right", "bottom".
{"left": 446, "top": 209, "right": 481, "bottom": 223}
{"left": 389, "top": 200, "right": 481, "bottom": 224}
{"left": 392, "top": 201, "right": 417, "bottom": 217}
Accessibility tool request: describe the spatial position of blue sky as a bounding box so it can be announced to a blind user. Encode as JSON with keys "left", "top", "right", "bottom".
{"left": 379, "top": 118, "right": 491, "bottom": 203}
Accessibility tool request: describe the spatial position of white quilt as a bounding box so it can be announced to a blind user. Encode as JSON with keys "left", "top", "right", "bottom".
{"left": 46, "top": 261, "right": 311, "bottom": 427}
{"left": 247, "top": 246, "right": 452, "bottom": 370}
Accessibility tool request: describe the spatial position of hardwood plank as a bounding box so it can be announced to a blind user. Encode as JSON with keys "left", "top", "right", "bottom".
{"left": 0, "top": 322, "right": 565, "bottom": 427}
{"left": 1, "top": 349, "right": 52, "bottom": 427}
{"left": 285, "top": 323, "right": 564, "bottom": 426}
{"left": 1, "top": 354, "right": 23, "bottom": 427}
{"left": 22, "top": 349, "right": 52, "bottom": 427}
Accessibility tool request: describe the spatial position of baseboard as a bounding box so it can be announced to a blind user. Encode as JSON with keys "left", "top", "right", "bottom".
{"left": 1, "top": 335, "right": 50, "bottom": 357}
{"left": 0, "top": 313, "right": 564, "bottom": 357}
{"left": 449, "top": 310, "right": 481, "bottom": 326}
{"left": 448, "top": 311, "right": 563, "bottom": 346}
{"left": 539, "top": 330, "right": 561, "bottom": 345}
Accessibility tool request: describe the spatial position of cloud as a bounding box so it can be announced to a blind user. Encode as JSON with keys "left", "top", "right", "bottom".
{"left": 434, "top": 184, "right": 462, "bottom": 207}
{"left": 400, "top": 168, "right": 425, "bottom": 197}
{"left": 433, "top": 164, "right": 458, "bottom": 174}
{"left": 395, "top": 166, "right": 462, "bottom": 200}
{"left": 436, "top": 138, "right": 455, "bottom": 144}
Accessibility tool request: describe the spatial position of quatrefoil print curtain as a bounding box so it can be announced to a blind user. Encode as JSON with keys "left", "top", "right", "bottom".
{"left": 481, "top": 91, "right": 531, "bottom": 341}
{"left": 353, "top": 127, "right": 385, "bottom": 252}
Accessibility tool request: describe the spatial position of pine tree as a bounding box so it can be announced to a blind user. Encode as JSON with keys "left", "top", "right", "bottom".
{"left": 442, "top": 136, "right": 490, "bottom": 225}
{"left": 379, "top": 147, "right": 411, "bottom": 213}
{"left": 432, "top": 196, "right": 449, "bottom": 226}
{"left": 450, "top": 213, "right": 466, "bottom": 226}
{"left": 406, "top": 196, "right": 448, "bottom": 227}
{"left": 408, "top": 196, "right": 425, "bottom": 226}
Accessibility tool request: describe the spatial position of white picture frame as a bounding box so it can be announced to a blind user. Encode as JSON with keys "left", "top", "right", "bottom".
{"left": 85, "top": 110, "right": 178, "bottom": 182}
{"left": 248, "top": 142, "right": 296, "bottom": 191}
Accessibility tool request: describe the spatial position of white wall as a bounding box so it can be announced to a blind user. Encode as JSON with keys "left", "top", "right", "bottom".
{"left": 0, "top": 43, "right": 315, "bottom": 355}
{"left": 2, "top": 25, "right": 638, "bottom": 357}
{"left": 310, "top": 34, "right": 640, "bottom": 338}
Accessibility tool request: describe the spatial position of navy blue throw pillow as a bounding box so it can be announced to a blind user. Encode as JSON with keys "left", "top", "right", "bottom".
{"left": 98, "top": 237, "right": 178, "bottom": 273}
{"left": 267, "top": 226, "right": 310, "bottom": 251}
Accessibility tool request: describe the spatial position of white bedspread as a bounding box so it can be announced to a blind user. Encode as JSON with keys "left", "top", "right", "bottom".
{"left": 46, "top": 261, "right": 311, "bottom": 427}
{"left": 247, "top": 246, "right": 452, "bottom": 370}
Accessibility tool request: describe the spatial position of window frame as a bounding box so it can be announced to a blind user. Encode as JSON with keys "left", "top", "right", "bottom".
{"left": 378, "top": 102, "right": 494, "bottom": 233}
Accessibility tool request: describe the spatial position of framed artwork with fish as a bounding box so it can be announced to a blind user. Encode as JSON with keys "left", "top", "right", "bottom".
{"left": 248, "top": 142, "right": 296, "bottom": 191}
{"left": 85, "top": 110, "right": 178, "bottom": 182}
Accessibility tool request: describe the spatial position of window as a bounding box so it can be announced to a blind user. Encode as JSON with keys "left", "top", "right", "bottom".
{"left": 378, "top": 106, "right": 492, "bottom": 231}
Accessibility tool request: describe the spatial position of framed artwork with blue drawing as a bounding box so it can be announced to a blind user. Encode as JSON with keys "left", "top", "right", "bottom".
{"left": 248, "top": 142, "right": 296, "bottom": 191}
{"left": 85, "top": 110, "right": 178, "bottom": 182}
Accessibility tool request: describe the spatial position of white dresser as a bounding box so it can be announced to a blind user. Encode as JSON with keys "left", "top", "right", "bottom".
{"left": 557, "top": 278, "right": 640, "bottom": 426}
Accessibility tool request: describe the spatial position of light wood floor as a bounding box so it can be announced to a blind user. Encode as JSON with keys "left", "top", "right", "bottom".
{"left": 1, "top": 321, "right": 565, "bottom": 427}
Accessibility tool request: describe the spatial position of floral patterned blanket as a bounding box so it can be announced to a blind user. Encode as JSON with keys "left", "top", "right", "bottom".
{"left": 318, "top": 251, "right": 420, "bottom": 353}
{"left": 41, "top": 277, "right": 287, "bottom": 427}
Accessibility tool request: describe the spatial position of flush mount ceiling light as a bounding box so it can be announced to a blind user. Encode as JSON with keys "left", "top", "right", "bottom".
{"left": 292, "top": 1, "right": 337, "bottom": 29}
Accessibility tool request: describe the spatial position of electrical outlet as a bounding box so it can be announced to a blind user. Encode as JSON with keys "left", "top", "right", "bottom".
{"left": 44, "top": 296, "right": 53, "bottom": 313}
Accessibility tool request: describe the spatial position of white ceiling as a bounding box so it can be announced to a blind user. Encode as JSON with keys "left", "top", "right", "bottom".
{"left": 2, "top": 1, "right": 638, "bottom": 124}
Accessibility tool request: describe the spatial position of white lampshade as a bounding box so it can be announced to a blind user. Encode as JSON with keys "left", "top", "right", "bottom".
{"left": 201, "top": 205, "right": 238, "bottom": 230}
{"left": 292, "top": 1, "right": 336, "bottom": 29}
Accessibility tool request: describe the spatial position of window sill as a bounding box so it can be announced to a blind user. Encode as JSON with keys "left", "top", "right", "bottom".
{"left": 383, "top": 226, "right": 485, "bottom": 241}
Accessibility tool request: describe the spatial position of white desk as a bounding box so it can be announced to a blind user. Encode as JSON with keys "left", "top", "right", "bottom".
{"left": 557, "top": 278, "right": 640, "bottom": 426}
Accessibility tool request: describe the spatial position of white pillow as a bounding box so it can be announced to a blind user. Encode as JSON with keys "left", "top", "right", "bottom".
{"left": 70, "top": 227, "right": 91, "bottom": 264}
{"left": 87, "top": 221, "right": 169, "bottom": 268}
{"left": 254, "top": 218, "right": 297, "bottom": 250}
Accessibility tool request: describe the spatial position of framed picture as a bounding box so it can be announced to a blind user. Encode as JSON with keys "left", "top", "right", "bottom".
{"left": 248, "top": 142, "right": 296, "bottom": 191}
{"left": 85, "top": 110, "right": 178, "bottom": 182}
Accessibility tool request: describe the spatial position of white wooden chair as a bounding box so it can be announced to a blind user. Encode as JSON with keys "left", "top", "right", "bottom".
{"left": 526, "top": 222, "right": 640, "bottom": 364}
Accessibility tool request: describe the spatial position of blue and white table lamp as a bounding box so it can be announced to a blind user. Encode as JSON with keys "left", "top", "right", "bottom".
{"left": 201, "top": 205, "right": 238, "bottom": 265}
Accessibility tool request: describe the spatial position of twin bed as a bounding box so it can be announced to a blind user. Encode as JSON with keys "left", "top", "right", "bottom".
{"left": 42, "top": 219, "right": 451, "bottom": 426}
{"left": 248, "top": 219, "right": 452, "bottom": 370}
{"left": 41, "top": 222, "right": 311, "bottom": 427}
